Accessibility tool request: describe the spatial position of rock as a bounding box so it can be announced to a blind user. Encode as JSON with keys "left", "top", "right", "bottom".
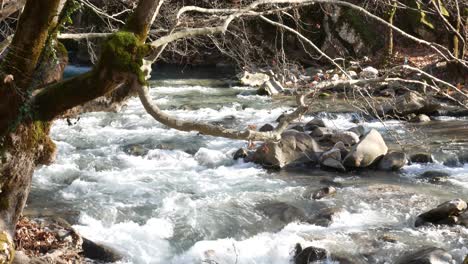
{"left": 233, "top": 148, "right": 248, "bottom": 160}
{"left": 293, "top": 244, "right": 328, "bottom": 264}
{"left": 379, "top": 234, "right": 398, "bottom": 243}
{"left": 122, "top": 144, "right": 148, "bottom": 156}
{"left": 257, "top": 79, "right": 284, "bottom": 96}
{"left": 360, "top": 66, "right": 378, "bottom": 79}
{"left": 305, "top": 119, "right": 326, "bottom": 130}
{"left": 239, "top": 71, "right": 269, "bottom": 87}
{"left": 394, "top": 91, "right": 440, "bottom": 116}
{"left": 252, "top": 131, "right": 323, "bottom": 168}
{"left": 380, "top": 88, "right": 396, "bottom": 97}
{"left": 310, "top": 127, "right": 334, "bottom": 139}
{"left": 289, "top": 125, "right": 305, "bottom": 132}
{"left": 458, "top": 211, "right": 468, "bottom": 227}
{"left": 319, "top": 144, "right": 346, "bottom": 172}
{"left": 396, "top": 247, "right": 453, "bottom": 264}
{"left": 410, "top": 153, "right": 434, "bottom": 163}
{"left": 348, "top": 125, "right": 367, "bottom": 137}
{"left": 347, "top": 70, "right": 358, "bottom": 79}
{"left": 308, "top": 207, "right": 343, "bottom": 227}
{"left": 256, "top": 201, "right": 307, "bottom": 223}
{"left": 259, "top": 123, "right": 274, "bottom": 132}
{"left": 331, "top": 131, "right": 360, "bottom": 146}
{"left": 82, "top": 238, "right": 123, "bottom": 263}
{"left": 410, "top": 114, "right": 431, "bottom": 123}
{"left": 415, "top": 199, "right": 467, "bottom": 227}
{"left": 343, "top": 129, "right": 388, "bottom": 168}
{"left": 417, "top": 170, "right": 450, "bottom": 183}
{"left": 276, "top": 113, "right": 287, "bottom": 123}
{"left": 312, "top": 186, "right": 337, "bottom": 200}
{"left": 378, "top": 151, "right": 407, "bottom": 171}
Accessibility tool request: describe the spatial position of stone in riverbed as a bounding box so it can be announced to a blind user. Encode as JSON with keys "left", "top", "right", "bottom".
{"left": 359, "top": 66, "right": 379, "bottom": 79}
{"left": 348, "top": 125, "right": 367, "bottom": 138}
{"left": 82, "top": 238, "right": 123, "bottom": 263}
{"left": 343, "top": 129, "right": 388, "bottom": 168}
{"left": 252, "top": 131, "right": 323, "bottom": 168}
{"left": 293, "top": 244, "right": 328, "bottom": 264}
{"left": 396, "top": 247, "right": 453, "bottom": 264}
{"left": 239, "top": 71, "right": 269, "bottom": 87}
{"left": 410, "top": 114, "right": 431, "bottom": 123}
{"left": 377, "top": 151, "right": 407, "bottom": 171}
{"left": 415, "top": 199, "right": 467, "bottom": 227}
{"left": 417, "top": 170, "right": 450, "bottom": 183}
{"left": 331, "top": 131, "right": 360, "bottom": 146}
{"left": 312, "top": 186, "right": 337, "bottom": 200}
{"left": 410, "top": 153, "right": 434, "bottom": 163}
{"left": 393, "top": 91, "right": 440, "bottom": 116}
{"left": 257, "top": 79, "right": 284, "bottom": 96}
{"left": 122, "top": 144, "right": 148, "bottom": 156}
{"left": 305, "top": 119, "right": 326, "bottom": 130}
{"left": 310, "top": 127, "right": 334, "bottom": 139}
{"left": 233, "top": 148, "right": 248, "bottom": 160}
{"left": 256, "top": 201, "right": 307, "bottom": 224}
{"left": 308, "top": 207, "right": 344, "bottom": 227}
{"left": 259, "top": 123, "right": 274, "bottom": 132}
{"left": 289, "top": 125, "right": 305, "bottom": 132}
{"left": 319, "top": 143, "right": 346, "bottom": 172}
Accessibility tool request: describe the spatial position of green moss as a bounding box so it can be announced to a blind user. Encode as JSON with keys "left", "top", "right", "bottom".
{"left": 99, "top": 31, "right": 151, "bottom": 84}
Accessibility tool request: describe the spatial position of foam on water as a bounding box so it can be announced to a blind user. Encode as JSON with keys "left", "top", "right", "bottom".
{"left": 31, "top": 77, "right": 468, "bottom": 263}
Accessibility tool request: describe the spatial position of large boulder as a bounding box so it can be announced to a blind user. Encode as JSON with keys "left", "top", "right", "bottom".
{"left": 396, "top": 247, "right": 453, "bottom": 264}
{"left": 415, "top": 199, "right": 467, "bottom": 227}
{"left": 393, "top": 91, "right": 440, "bottom": 116}
{"left": 252, "top": 131, "right": 323, "bottom": 168}
{"left": 377, "top": 151, "right": 407, "bottom": 171}
{"left": 239, "top": 71, "right": 269, "bottom": 87}
{"left": 343, "top": 129, "right": 388, "bottom": 168}
{"left": 331, "top": 131, "right": 359, "bottom": 146}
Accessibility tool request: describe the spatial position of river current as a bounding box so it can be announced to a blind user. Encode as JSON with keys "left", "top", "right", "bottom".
{"left": 29, "top": 66, "right": 468, "bottom": 263}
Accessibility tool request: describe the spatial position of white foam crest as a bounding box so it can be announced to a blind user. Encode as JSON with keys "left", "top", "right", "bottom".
{"left": 74, "top": 214, "right": 174, "bottom": 264}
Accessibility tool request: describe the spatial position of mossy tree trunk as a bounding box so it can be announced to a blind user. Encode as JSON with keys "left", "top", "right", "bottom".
{"left": 0, "top": 0, "right": 162, "bottom": 262}
{"left": 386, "top": 0, "right": 398, "bottom": 59}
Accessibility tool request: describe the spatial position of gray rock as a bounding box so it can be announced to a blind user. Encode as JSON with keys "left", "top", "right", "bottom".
{"left": 396, "top": 247, "right": 453, "bottom": 264}
{"left": 257, "top": 79, "right": 284, "bottom": 96}
{"left": 331, "top": 131, "right": 360, "bottom": 146}
{"left": 256, "top": 201, "right": 307, "bottom": 223}
{"left": 293, "top": 244, "right": 328, "bottom": 264}
{"left": 459, "top": 211, "right": 468, "bottom": 227}
{"left": 343, "top": 129, "right": 388, "bottom": 168}
{"left": 393, "top": 92, "right": 440, "bottom": 116}
{"left": 252, "top": 131, "right": 323, "bottom": 168}
{"left": 305, "top": 119, "right": 326, "bottom": 130}
{"left": 348, "top": 125, "right": 367, "bottom": 137}
{"left": 308, "top": 207, "right": 344, "bottom": 227}
{"left": 410, "top": 114, "right": 431, "bottom": 123}
{"left": 359, "top": 66, "right": 379, "bottom": 79}
{"left": 82, "top": 238, "right": 123, "bottom": 263}
{"left": 239, "top": 71, "right": 269, "bottom": 87}
{"left": 410, "top": 153, "right": 434, "bottom": 163}
{"left": 259, "top": 123, "right": 274, "bottom": 132}
{"left": 233, "top": 148, "right": 248, "bottom": 160}
{"left": 310, "top": 127, "right": 334, "bottom": 138}
{"left": 289, "top": 125, "right": 305, "bottom": 132}
{"left": 312, "top": 186, "right": 337, "bottom": 200}
{"left": 276, "top": 113, "right": 287, "bottom": 123}
{"left": 319, "top": 144, "right": 346, "bottom": 172}
{"left": 417, "top": 170, "right": 450, "bottom": 183}
{"left": 415, "top": 199, "right": 467, "bottom": 227}
{"left": 378, "top": 151, "right": 407, "bottom": 171}
{"left": 122, "top": 144, "right": 148, "bottom": 156}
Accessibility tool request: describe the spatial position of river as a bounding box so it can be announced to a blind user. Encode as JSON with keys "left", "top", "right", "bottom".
{"left": 29, "top": 66, "right": 468, "bottom": 263}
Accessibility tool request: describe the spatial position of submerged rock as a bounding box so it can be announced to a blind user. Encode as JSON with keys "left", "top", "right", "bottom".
{"left": 396, "top": 247, "right": 453, "bottom": 264}
{"left": 122, "top": 144, "right": 148, "bottom": 156}
{"left": 259, "top": 123, "right": 274, "bottom": 132}
{"left": 252, "top": 131, "right": 323, "bottom": 168}
{"left": 293, "top": 244, "right": 328, "bottom": 264}
{"left": 82, "top": 238, "right": 123, "bottom": 263}
{"left": 410, "top": 153, "right": 434, "bottom": 163}
{"left": 378, "top": 151, "right": 407, "bottom": 171}
{"left": 415, "top": 199, "right": 467, "bottom": 227}
{"left": 417, "top": 170, "right": 450, "bottom": 183}
{"left": 312, "top": 186, "right": 337, "bottom": 200}
{"left": 343, "top": 129, "right": 388, "bottom": 168}
{"left": 308, "top": 207, "right": 343, "bottom": 227}
{"left": 256, "top": 201, "right": 307, "bottom": 224}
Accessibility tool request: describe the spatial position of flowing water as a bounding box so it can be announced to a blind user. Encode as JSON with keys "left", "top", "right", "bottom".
{"left": 29, "top": 66, "right": 468, "bottom": 263}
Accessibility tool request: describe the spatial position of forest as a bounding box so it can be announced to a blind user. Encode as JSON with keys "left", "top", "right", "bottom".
{"left": 0, "top": 0, "right": 467, "bottom": 263}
